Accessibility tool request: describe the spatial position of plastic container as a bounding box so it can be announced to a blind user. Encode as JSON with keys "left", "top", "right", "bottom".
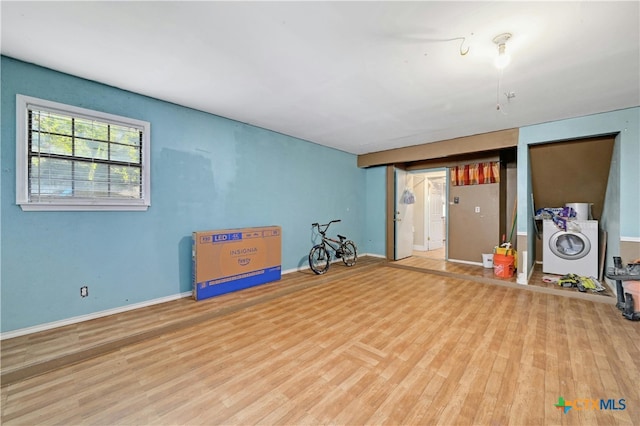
{"left": 482, "top": 253, "right": 493, "bottom": 268}
{"left": 493, "top": 253, "right": 515, "bottom": 278}
{"left": 565, "top": 202, "right": 593, "bottom": 220}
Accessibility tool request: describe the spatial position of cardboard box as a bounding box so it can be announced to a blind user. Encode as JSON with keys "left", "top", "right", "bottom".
{"left": 192, "top": 226, "right": 281, "bottom": 301}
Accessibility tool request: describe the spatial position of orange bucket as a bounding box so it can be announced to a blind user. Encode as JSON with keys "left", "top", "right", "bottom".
{"left": 493, "top": 253, "right": 515, "bottom": 278}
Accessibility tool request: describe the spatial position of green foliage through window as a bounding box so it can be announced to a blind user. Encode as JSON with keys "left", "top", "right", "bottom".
{"left": 28, "top": 109, "right": 143, "bottom": 201}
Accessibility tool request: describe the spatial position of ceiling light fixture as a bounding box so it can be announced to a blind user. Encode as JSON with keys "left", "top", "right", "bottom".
{"left": 493, "top": 33, "right": 512, "bottom": 69}
{"left": 493, "top": 33, "right": 514, "bottom": 113}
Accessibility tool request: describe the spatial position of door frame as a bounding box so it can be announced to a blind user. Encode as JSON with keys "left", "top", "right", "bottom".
{"left": 425, "top": 171, "right": 447, "bottom": 251}
{"left": 385, "top": 165, "right": 449, "bottom": 260}
{"left": 385, "top": 166, "right": 395, "bottom": 259}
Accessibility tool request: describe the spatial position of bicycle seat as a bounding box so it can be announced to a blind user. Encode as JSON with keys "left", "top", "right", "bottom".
{"left": 337, "top": 234, "right": 346, "bottom": 242}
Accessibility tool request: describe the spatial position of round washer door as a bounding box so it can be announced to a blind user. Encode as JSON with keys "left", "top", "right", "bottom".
{"left": 549, "top": 231, "right": 591, "bottom": 260}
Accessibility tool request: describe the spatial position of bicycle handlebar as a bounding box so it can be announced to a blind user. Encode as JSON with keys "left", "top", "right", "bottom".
{"left": 313, "top": 220, "right": 341, "bottom": 226}
{"left": 312, "top": 220, "right": 341, "bottom": 234}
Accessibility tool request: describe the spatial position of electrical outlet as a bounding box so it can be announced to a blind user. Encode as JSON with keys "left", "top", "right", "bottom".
{"left": 80, "top": 286, "right": 88, "bottom": 298}
{"left": 475, "top": 206, "right": 481, "bottom": 213}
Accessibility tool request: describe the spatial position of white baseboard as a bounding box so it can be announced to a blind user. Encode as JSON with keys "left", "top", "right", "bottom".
{"left": 448, "top": 258, "right": 484, "bottom": 267}
{"left": 413, "top": 245, "right": 427, "bottom": 251}
{"left": 364, "top": 253, "right": 386, "bottom": 259}
{"left": 2, "top": 254, "right": 386, "bottom": 340}
{"left": 621, "top": 236, "right": 640, "bottom": 242}
{"left": 517, "top": 251, "right": 530, "bottom": 285}
{"left": 1, "top": 291, "right": 192, "bottom": 340}
{"left": 281, "top": 257, "right": 342, "bottom": 275}
{"left": 282, "top": 253, "right": 385, "bottom": 275}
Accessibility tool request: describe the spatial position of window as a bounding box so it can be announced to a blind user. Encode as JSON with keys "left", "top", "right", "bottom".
{"left": 16, "top": 95, "right": 151, "bottom": 211}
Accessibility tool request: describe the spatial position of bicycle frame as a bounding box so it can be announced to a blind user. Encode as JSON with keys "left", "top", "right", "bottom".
{"left": 312, "top": 220, "right": 344, "bottom": 256}
{"left": 309, "top": 219, "right": 357, "bottom": 274}
{"left": 318, "top": 235, "right": 342, "bottom": 256}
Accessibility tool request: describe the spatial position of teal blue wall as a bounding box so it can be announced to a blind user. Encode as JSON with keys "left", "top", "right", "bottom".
{"left": 1, "top": 56, "right": 373, "bottom": 333}
{"left": 517, "top": 107, "right": 640, "bottom": 272}
{"left": 364, "top": 166, "right": 386, "bottom": 256}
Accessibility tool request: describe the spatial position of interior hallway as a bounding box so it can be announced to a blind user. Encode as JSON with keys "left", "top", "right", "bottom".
{"left": 412, "top": 247, "right": 445, "bottom": 259}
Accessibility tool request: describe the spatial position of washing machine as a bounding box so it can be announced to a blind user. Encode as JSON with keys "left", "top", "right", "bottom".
{"left": 543, "top": 220, "right": 599, "bottom": 277}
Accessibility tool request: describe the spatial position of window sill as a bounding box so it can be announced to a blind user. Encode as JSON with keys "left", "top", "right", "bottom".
{"left": 18, "top": 202, "right": 150, "bottom": 212}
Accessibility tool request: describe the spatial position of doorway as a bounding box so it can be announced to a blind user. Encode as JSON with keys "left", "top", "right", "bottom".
{"left": 392, "top": 167, "right": 448, "bottom": 261}
{"left": 386, "top": 150, "right": 517, "bottom": 264}
{"left": 528, "top": 135, "right": 615, "bottom": 271}
{"left": 394, "top": 168, "right": 415, "bottom": 260}
{"left": 411, "top": 169, "right": 447, "bottom": 260}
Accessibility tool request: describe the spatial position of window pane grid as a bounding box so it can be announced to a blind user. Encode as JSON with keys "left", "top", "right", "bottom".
{"left": 27, "top": 108, "right": 143, "bottom": 202}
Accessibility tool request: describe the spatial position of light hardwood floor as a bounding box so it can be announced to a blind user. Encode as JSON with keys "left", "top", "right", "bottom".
{"left": 412, "top": 247, "right": 445, "bottom": 260}
{"left": 2, "top": 257, "right": 638, "bottom": 425}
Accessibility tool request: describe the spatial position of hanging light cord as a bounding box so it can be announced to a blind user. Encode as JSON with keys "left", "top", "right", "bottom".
{"left": 496, "top": 68, "right": 508, "bottom": 115}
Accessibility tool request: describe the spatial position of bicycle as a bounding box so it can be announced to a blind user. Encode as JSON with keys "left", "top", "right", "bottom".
{"left": 308, "top": 220, "right": 358, "bottom": 275}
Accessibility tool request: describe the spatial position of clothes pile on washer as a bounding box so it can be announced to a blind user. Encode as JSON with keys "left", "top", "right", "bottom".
{"left": 534, "top": 206, "right": 577, "bottom": 230}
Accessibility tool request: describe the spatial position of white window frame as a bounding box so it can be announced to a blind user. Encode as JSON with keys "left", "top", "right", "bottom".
{"left": 16, "top": 95, "right": 151, "bottom": 211}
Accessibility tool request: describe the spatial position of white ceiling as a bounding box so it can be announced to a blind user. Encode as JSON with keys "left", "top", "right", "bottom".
{"left": 2, "top": 1, "right": 639, "bottom": 155}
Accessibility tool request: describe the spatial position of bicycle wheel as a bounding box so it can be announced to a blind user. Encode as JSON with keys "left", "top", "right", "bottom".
{"left": 309, "top": 245, "right": 330, "bottom": 275}
{"left": 341, "top": 240, "right": 358, "bottom": 266}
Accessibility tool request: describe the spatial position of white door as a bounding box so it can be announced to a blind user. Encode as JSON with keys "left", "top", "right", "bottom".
{"left": 427, "top": 177, "right": 445, "bottom": 250}
{"left": 395, "top": 168, "right": 414, "bottom": 260}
